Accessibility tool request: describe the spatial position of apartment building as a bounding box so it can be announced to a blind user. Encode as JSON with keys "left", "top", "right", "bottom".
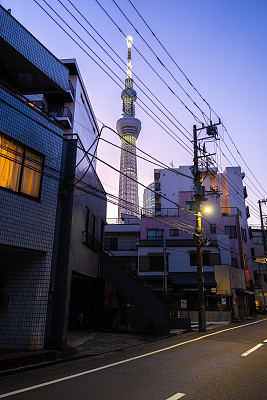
{"left": 0, "top": 7, "right": 106, "bottom": 350}
{"left": 249, "top": 227, "right": 267, "bottom": 307}
{"left": 138, "top": 167, "right": 254, "bottom": 321}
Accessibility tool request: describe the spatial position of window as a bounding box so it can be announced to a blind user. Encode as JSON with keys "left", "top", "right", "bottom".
{"left": 91, "top": 214, "right": 97, "bottom": 237}
{"left": 170, "top": 229, "right": 179, "bottom": 236}
{"left": 149, "top": 255, "right": 168, "bottom": 272}
{"left": 241, "top": 228, "right": 247, "bottom": 242}
{"left": 186, "top": 201, "right": 195, "bottom": 211}
{"left": 0, "top": 133, "right": 44, "bottom": 199}
{"left": 210, "top": 224, "right": 216, "bottom": 234}
{"left": 252, "top": 236, "right": 263, "bottom": 245}
{"left": 225, "top": 226, "right": 237, "bottom": 239}
{"left": 231, "top": 258, "right": 238, "bottom": 267}
{"left": 147, "top": 229, "right": 163, "bottom": 240}
{"left": 189, "top": 252, "right": 220, "bottom": 266}
{"left": 155, "top": 203, "right": 161, "bottom": 212}
{"left": 190, "top": 252, "right": 211, "bottom": 266}
{"left": 101, "top": 220, "right": 105, "bottom": 244}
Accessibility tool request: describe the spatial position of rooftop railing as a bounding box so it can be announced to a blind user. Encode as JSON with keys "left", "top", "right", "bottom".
{"left": 106, "top": 217, "right": 140, "bottom": 225}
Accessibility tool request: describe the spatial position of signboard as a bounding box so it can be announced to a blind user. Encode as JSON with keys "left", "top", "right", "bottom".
{"left": 181, "top": 299, "right": 187, "bottom": 309}
{"left": 221, "top": 298, "right": 227, "bottom": 305}
{"left": 255, "top": 258, "right": 267, "bottom": 264}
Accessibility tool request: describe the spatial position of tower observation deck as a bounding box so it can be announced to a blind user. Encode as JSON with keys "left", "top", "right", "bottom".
{"left": 117, "top": 36, "right": 141, "bottom": 219}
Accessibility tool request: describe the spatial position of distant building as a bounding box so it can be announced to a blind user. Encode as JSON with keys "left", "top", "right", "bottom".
{"left": 249, "top": 227, "right": 267, "bottom": 307}
{"left": 142, "top": 183, "right": 155, "bottom": 216}
{"left": 138, "top": 166, "right": 254, "bottom": 321}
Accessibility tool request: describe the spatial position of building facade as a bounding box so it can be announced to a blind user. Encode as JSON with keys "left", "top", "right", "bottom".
{"left": 0, "top": 6, "right": 68, "bottom": 349}
{"left": 138, "top": 166, "right": 254, "bottom": 321}
{"left": 0, "top": 8, "right": 106, "bottom": 350}
{"left": 249, "top": 227, "right": 267, "bottom": 307}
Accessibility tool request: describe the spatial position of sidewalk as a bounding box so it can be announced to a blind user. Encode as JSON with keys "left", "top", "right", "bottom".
{"left": 0, "top": 320, "right": 238, "bottom": 374}
{"left": 58, "top": 329, "right": 166, "bottom": 360}
{"left": 0, "top": 329, "right": 170, "bottom": 374}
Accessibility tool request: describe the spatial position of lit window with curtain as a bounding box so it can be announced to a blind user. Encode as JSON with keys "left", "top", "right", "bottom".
{"left": 0, "top": 133, "right": 44, "bottom": 199}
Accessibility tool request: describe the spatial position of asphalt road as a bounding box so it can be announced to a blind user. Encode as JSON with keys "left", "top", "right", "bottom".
{"left": 0, "top": 317, "right": 267, "bottom": 400}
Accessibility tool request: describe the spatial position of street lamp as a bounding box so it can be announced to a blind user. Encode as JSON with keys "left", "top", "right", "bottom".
{"left": 203, "top": 206, "right": 212, "bottom": 214}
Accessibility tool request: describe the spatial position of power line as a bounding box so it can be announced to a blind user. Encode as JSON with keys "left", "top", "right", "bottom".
{"left": 34, "top": 0, "right": 193, "bottom": 155}
{"left": 95, "top": 0, "right": 204, "bottom": 124}
{"left": 127, "top": 0, "right": 266, "bottom": 200}
{"left": 58, "top": 0, "right": 192, "bottom": 140}
{"left": 127, "top": 0, "right": 215, "bottom": 119}
{"left": 112, "top": 0, "right": 212, "bottom": 124}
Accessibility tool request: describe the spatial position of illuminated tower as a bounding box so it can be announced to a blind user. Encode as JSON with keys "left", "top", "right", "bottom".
{"left": 117, "top": 36, "right": 141, "bottom": 219}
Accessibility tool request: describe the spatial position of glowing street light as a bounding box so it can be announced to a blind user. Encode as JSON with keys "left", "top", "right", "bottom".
{"left": 203, "top": 206, "right": 212, "bottom": 214}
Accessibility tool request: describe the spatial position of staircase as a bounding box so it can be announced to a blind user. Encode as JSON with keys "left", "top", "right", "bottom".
{"left": 99, "top": 251, "right": 169, "bottom": 335}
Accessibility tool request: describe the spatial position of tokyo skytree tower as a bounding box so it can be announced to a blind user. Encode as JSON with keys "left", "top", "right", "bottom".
{"left": 117, "top": 36, "right": 141, "bottom": 219}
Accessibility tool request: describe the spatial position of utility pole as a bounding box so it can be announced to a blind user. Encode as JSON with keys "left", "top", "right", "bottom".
{"left": 193, "top": 125, "right": 206, "bottom": 332}
{"left": 192, "top": 121, "right": 220, "bottom": 332}
{"left": 258, "top": 199, "right": 267, "bottom": 306}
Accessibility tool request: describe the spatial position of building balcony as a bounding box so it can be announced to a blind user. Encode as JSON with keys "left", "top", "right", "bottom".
{"left": 221, "top": 207, "right": 242, "bottom": 218}
{"left": 106, "top": 217, "right": 140, "bottom": 225}
{"left": 45, "top": 106, "right": 73, "bottom": 128}
{"left": 141, "top": 208, "right": 179, "bottom": 217}
{"left": 105, "top": 241, "right": 138, "bottom": 252}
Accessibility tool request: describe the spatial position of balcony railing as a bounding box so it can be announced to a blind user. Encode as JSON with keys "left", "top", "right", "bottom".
{"left": 106, "top": 217, "right": 140, "bottom": 225}
{"left": 68, "top": 80, "right": 75, "bottom": 100}
{"left": 45, "top": 106, "right": 73, "bottom": 128}
{"left": 105, "top": 241, "right": 138, "bottom": 251}
{"left": 141, "top": 208, "right": 179, "bottom": 217}
{"left": 221, "top": 207, "right": 242, "bottom": 218}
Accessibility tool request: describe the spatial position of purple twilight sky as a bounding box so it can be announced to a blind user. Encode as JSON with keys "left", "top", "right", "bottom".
{"left": 1, "top": 0, "right": 267, "bottom": 224}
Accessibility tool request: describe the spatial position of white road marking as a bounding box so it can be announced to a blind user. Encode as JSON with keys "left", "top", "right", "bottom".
{"left": 263, "top": 339, "right": 267, "bottom": 343}
{"left": 0, "top": 317, "right": 267, "bottom": 399}
{"left": 166, "top": 393, "right": 185, "bottom": 399}
{"left": 241, "top": 343, "right": 264, "bottom": 357}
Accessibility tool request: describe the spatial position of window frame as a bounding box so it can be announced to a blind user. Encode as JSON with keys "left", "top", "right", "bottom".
{"left": 186, "top": 201, "right": 195, "bottom": 211}
{"left": 147, "top": 229, "right": 164, "bottom": 240}
{"left": 170, "top": 229, "right": 179, "bottom": 237}
{"left": 225, "top": 225, "right": 237, "bottom": 239}
{"left": 252, "top": 236, "right": 263, "bottom": 245}
{"left": 241, "top": 227, "right": 247, "bottom": 242}
{"left": 149, "top": 254, "right": 168, "bottom": 272}
{"left": 210, "top": 223, "right": 216, "bottom": 234}
{"left": 0, "top": 132, "right": 44, "bottom": 201}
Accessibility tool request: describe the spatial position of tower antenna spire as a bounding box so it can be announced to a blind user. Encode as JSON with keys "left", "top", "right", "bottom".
{"left": 117, "top": 35, "right": 142, "bottom": 219}
{"left": 127, "top": 35, "right": 133, "bottom": 78}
